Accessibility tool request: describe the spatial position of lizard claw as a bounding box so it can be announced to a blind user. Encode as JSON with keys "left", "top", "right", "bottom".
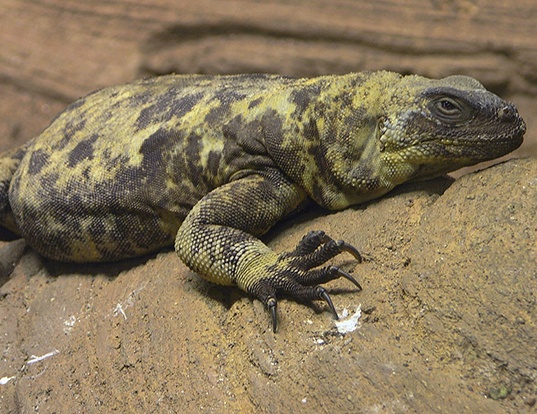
{"left": 318, "top": 287, "right": 339, "bottom": 320}
{"left": 336, "top": 241, "right": 363, "bottom": 263}
{"left": 334, "top": 267, "right": 362, "bottom": 291}
{"left": 267, "top": 297, "right": 278, "bottom": 333}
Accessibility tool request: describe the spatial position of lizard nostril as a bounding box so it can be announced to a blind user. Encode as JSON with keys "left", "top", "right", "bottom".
{"left": 498, "top": 105, "right": 516, "bottom": 122}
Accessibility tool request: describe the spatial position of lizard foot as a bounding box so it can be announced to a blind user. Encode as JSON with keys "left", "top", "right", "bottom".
{"left": 251, "top": 230, "right": 362, "bottom": 332}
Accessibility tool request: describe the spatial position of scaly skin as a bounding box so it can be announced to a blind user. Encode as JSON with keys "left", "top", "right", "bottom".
{"left": 0, "top": 71, "right": 525, "bottom": 331}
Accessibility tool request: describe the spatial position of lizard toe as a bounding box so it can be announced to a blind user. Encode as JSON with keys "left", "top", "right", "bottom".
{"left": 251, "top": 269, "right": 355, "bottom": 331}
{"left": 287, "top": 231, "right": 363, "bottom": 270}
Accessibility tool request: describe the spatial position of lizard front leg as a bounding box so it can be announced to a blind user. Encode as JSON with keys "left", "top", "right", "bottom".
{"left": 174, "top": 169, "right": 362, "bottom": 332}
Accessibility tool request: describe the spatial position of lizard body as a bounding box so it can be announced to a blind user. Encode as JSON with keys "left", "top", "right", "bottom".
{"left": 0, "top": 71, "right": 525, "bottom": 330}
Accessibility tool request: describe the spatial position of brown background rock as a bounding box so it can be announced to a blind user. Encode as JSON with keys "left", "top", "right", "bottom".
{"left": 1, "top": 0, "right": 536, "bottom": 158}
{"left": 1, "top": 1, "right": 536, "bottom": 412}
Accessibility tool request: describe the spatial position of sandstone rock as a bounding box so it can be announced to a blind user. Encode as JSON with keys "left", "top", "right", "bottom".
{"left": 1, "top": 158, "right": 535, "bottom": 412}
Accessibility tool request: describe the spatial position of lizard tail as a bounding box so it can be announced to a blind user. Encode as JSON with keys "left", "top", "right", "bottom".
{"left": 0, "top": 144, "right": 29, "bottom": 240}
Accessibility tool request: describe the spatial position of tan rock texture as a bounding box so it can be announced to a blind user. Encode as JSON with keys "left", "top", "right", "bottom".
{"left": 1, "top": 159, "right": 535, "bottom": 413}
{"left": 1, "top": 1, "right": 536, "bottom": 412}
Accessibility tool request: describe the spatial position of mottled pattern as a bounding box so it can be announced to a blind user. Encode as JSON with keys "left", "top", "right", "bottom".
{"left": 0, "top": 71, "right": 525, "bottom": 330}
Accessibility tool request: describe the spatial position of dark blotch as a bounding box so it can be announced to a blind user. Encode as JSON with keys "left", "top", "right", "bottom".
{"left": 127, "top": 90, "right": 154, "bottom": 107}
{"left": 51, "top": 118, "right": 88, "bottom": 151}
{"left": 68, "top": 133, "right": 99, "bottom": 167}
{"left": 38, "top": 172, "right": 59, "bottom": 193}
{"left": 248, "top": 97, "right": 263, "bottom": 109}
{"left": 261, "top": 109, "right": 305, "bottom": 178}
{"left": 168, "top": 90, "right": 204, "bottom": 117}
{"left": 140, "top": 128, "right": 174, "bottom": 172}
{"left": 27, "top": 149, "right": 50, "bottom": 175}
{"left": 261, "top": 110, "right": 285, "bottom": 145}
{"left": 136, "top": 91, "right": 204, "bottom": 129}
{"left": 205, "top": 90, "right": 248, "bottom": 125}
{"left": 184, "top": 133, "right": 204, "bottom": 186}
{"left": 291, "top": 85, "right": 321, "bottom": 114}
{"left": 207, "top": 150, "right": 222, "bottom": 178}
{"left": 223, "top": 117, "right": 266, "bottom": 155}
{"left": 303, "top": 118, "right": 321, "bottom": 143}
{"left": 334, "top": 89, "right": 355, "bottom": 109}
{"left": 205, "top": 104, "right": 229, "bottom": 125}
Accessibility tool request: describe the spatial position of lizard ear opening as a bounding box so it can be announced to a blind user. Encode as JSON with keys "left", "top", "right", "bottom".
{"left": 375, "top": 116, "right": 387, "bottom": 152}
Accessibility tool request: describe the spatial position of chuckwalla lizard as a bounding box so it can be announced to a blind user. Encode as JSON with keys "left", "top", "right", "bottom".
{"left": 0, "top": 71, "right": 525, "bottom": 331}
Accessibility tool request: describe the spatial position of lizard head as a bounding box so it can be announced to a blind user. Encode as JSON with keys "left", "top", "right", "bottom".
{"left": 378, "top": 74, "right": 526, "bottom": 180}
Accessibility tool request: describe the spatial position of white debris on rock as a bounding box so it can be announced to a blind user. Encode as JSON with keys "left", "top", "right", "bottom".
{"left": 335, "top": 305, "right": 362, "bottom": 334}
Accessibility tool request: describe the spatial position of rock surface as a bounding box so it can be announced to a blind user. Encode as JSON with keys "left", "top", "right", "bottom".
{"left": 1, "top": 159, "right": 535, "bottom": 413}
{"left": 1, "top": 0, "right": 536, "bottom": 159}
{"left": 1, "top": 1, "right": 536, "bottom": 412}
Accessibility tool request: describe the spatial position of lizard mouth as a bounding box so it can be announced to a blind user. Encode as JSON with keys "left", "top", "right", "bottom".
{"left": 415, "top": 115, "right": 526, "bottom": 161}
{"left": 449, "top": 127, "right": 523, "bottom": 155}
{"left": 422, "top": 138, "right": 522, "bottom": 162}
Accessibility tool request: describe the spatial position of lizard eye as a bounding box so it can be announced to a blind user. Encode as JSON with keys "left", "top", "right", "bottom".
{"left": 436, "top": 98, "right": 461, "bottom": 116}
{"left": 439, "top": 99, "right": 457, "bottom": 112}
{"left": 429, "top": 96, "right": 470, "bottom": 123}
